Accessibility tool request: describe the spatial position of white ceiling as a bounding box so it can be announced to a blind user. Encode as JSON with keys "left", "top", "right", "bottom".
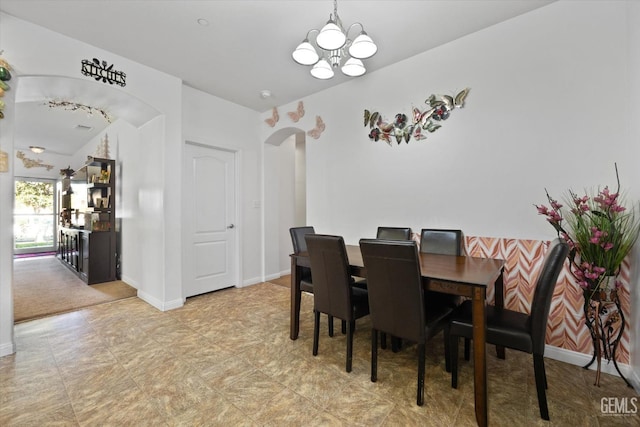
{"left": 0, "top": 0, "right": 555, "bottom": 155}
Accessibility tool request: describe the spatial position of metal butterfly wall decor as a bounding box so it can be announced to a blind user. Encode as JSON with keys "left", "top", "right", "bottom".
{"left": 364, "top": 88, "right": 469, "bottom": 145}
{"left": 307, "top": 115, "right": 325, "bottom": 140}
{"left": 287, "top": 101, "right": 305, "bottom": 123}
{"left": 264, "top": 107, "right": 279, "bottom": 127}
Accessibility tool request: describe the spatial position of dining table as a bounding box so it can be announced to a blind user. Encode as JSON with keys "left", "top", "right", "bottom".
{"left": 290, "top": 244, "right": 505, "bottom": 427}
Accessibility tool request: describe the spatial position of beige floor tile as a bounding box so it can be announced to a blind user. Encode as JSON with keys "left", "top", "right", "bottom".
{"left": 1, "top": 281, "right": 637, "bottom": 426}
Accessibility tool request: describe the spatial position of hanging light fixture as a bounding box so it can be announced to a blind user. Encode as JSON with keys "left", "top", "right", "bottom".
{"left": 292, "top": 0, "right": 378, "bottom": 80}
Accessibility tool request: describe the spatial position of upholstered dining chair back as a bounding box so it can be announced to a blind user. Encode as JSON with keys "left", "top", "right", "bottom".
{"left": 290, "top": 226, "right": 315, "bottom": 254}
{"left": 448, "top": 237, "right": 569, "bottom": 420}
{"left": 290, "top": 226, "right": 315, "bottom": 293}
{"left": 305, "top": 234, "right": 354, "bottom": 320}
{"left": 359, "top": 239, "right": 425, "bottom": 343}
{"left": 419, "top": 229, "right": 464, "bottom": 256}
{"left": 305, "top": 234, "right": 370, "bottom": 372}
{"left": 376, "top": 227, "right": 412, "bottom": 241}
{"left": 360, "top": 238, "right": 453, "bottom": 406}
{"left": 530, "top": 238, "right": 570, "bottom": 354}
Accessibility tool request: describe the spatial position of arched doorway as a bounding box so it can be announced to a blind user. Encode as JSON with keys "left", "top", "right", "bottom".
{"left": 9, "top": 75, "right": 160, "bottom": 322}
{"left": 263, "top": 128, "right": 308, "bottom": 281}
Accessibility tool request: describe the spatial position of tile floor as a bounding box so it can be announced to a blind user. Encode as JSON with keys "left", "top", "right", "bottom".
{"left": 1, "top": 281, "right": 638, "bottom": 426}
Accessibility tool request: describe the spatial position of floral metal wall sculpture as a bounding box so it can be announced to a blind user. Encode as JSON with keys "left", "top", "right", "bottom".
{"left": 364, "top": 88, "right": 469, "bottom": 145}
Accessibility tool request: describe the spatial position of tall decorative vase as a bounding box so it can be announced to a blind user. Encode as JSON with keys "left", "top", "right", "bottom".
{"left": 583, "top": 276, "right": 630, "bottom": 387}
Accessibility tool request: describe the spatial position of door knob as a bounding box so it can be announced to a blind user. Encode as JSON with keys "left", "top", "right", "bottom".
{"left": 227, "top": 224, "right": 235, "bottom": 229}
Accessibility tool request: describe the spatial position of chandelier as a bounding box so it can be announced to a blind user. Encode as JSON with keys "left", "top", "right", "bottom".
{"left": 292, "top": 0, "right": 378, "bottom": 80}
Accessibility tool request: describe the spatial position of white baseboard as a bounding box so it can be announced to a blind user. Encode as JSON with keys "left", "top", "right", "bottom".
{"left": 545, "top": 344, "right": 636, "bottom": 386}
{"left": 0, "top": 340, "right": 15, "bottom": 357}
{"left": 137, "top": 289, "right": 183, "bottom": 311}
{"left": 264, "top": 273, "right": 281, "bottom": 282}
{"left": 241, "top": 276, "right": 262, "bottom": 287}
{"left": 120, "top": 275, "right": 139, "bottom": 289}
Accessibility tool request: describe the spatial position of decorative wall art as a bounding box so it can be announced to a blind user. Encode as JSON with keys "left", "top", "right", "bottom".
{"left": 0, "top": 150, "right": 8, "bottom": 173}
{"left": 0, "top": 51, "right": 13, "bottom": 120}
{"left": 47, "top": 100, "right": 113, "bottom": 123}
{"left": 16, "top": 151, "right": 54, "bottom": 171}
{"left": 287, "top": 101, "right": 305, "bottom": 122}
{"left": 364, "top": 88, "right": 470, "bottom": 145}
{"left": 264, "top": 107, "right": 279, "bottom": 127}
{"left": 81, "top": 58, "right": 126, "bottom": 87}
{"left": 307, "top": 115, "right": 325, "bottom": 140}
{"left": 60, "top": 166, "right": 75, "bottom": 178}
{"left": 95, "top": 133, "right": 111, "bottom": 159}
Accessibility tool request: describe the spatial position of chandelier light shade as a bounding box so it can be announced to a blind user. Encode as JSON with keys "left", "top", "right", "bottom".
{"left": 29, "top": 146, "right": 45, "bottom": 154}
{"left": 291, "top": 40, "right": 319, "bottom": 65}
{"left": 292, "top": 0, "right": 377, "bottom": 79}
{"left": 341, "top": 58, "right": 365, "bottom": 77}
{"left": 310, "top": 59, "right": 334, "bottom": 80}
{"left": 349, "top": 32, "right": 377, "bottom": 59}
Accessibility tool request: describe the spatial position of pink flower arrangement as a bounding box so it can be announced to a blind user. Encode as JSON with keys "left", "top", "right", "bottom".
{"left": 535, "top": 166, "right": 640, "bottom": 298}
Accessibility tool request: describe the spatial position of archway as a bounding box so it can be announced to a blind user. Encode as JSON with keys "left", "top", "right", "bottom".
{"left": 263, "top": 127, "right": 308, "bottom": 281}
{"left": 9, "top": 75, "right": 160, "bottom": 322}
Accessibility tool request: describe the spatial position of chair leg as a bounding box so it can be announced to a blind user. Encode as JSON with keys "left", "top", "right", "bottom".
{"left": 444, "top": 327, "right": 451, "bottom": 373}
{"left": 463, "top": 337, "right": 470, "bottom": 361}
{"left": 533, "top": 354, "right": 550, "bottom": 420}
{"left": 371, "top": 329, "right": 378, "bottom": 382}
{"left": 313, "top": 311, "right": 320, "bottom": 356}
{"left": 346, "top": 320, "right": 354, "bottom": 372}
{"left": 328, "top": 315, "right": 334, "bottom": 337}
{"left": 342, "top": 320, "right": 347, "bottom": 334}
{"left": 391, "top": 336, "right": 402, "bottom": 352}
{"left": 417, "top": 343, "right": 425, "bottom": 406}
{"left": 451, "top": 335, "right": 459, "bottom": 389}
{"left": 380, "top": 332, "right": 387, "bottom": 349}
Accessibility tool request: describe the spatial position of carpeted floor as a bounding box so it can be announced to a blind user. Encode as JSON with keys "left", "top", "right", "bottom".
{"left": 13, "top": 255, "right": 137, "bottom": 323}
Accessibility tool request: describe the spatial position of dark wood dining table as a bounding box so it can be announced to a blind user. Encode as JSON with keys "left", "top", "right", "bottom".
{"left": 290, "top": 244, "right": 505, "bottom": 427}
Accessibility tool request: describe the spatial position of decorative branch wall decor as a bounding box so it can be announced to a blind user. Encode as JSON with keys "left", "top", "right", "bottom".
{"left": 16, "top": 151, "right": 54, "bottom": 171}
{"left": 364, "top": 88, "right": 469, "bottom": 145}
{"left": 47, "top": 100, "right": 113, "bottom": 123}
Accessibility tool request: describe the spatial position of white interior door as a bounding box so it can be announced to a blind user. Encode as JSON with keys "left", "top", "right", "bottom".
{"left": 183, "top": 142, "right": 237, "bottom": 298}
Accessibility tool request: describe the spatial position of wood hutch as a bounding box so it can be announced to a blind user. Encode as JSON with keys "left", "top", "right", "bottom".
{"left": 57, "top": 157, "right": 117, "bottom": 284}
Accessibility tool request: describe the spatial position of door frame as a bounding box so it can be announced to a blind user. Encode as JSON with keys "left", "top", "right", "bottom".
{"left": 181, "top": 140, "right": 242, "bottom": 299}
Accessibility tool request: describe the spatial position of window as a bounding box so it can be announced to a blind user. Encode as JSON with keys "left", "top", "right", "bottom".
{"left": 14, "top": 179, "right": 56, "bottom": 255}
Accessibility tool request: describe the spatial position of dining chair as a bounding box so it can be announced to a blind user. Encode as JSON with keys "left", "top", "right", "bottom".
{"left": 447, "top": 237, "right": 569, "bottom": 420}
{"left": 290, "top": 226, "right": 339, "bottom": 336}
{"left": 420, "top": 228, "right": 465, "bottom": 368}
{"left": 419, "top": 228, "right": 464, "bottom": 256}
{"left": 359, "top": 239, "right": 453, "bottom": 406}
{"left": 377, "top": 227, "right": 414, "bottom": 350}
{"left": 376, "top": 226, "right": 412, "bottom": 241}
{"left": 305, "top": 234, "right": 370, "bottom": 372}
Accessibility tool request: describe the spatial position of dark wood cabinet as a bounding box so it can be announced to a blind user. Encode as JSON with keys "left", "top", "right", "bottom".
{"left": 57, "top": 158, "right": 116, "bottom": 285}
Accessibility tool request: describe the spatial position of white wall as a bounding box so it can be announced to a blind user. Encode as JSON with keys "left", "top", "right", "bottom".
{"left": 0, "top": 76, "right": 16, "bottom": 356}
{"left": 181, "top": 85, "right": 262, "bottom": 285}
{"left": 262, "top": 1, "right": 637, "bottom": 244}
{"left": 260, "top": 1, "right": 640, "bottom": 381}
{"left": 0, "top": 12, "right": 183, "bottom": 356}
{"left": 627, "top": 0, "right": 640, "bottom": 388}
{"left": 277, "top": 136, "right": 296, "bottom": 275}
